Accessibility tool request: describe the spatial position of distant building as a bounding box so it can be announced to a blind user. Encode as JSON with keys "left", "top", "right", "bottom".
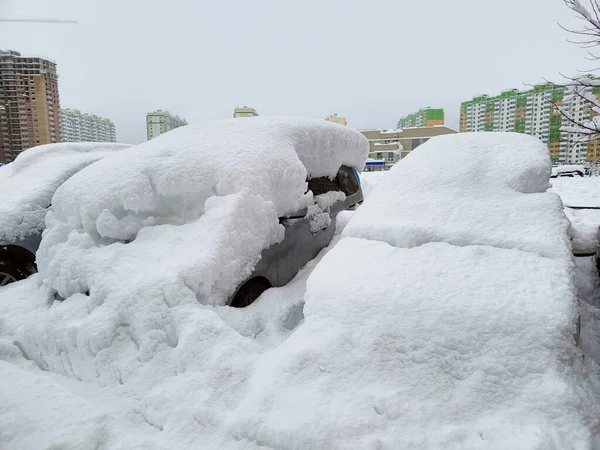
{"left": 397, "top": 108, "right": 444, "bottom": 129}
{"left": 460, "top": 81, "right": 600, "bottom": 163}
{"left": 61, "top": 109, "right": 116, "bottom": 142}
{"left": 233, "top": 106, "right": 259, "bottom": 118}
{"left": 146, "top": 110, "right": 187, "bottom": 140}
{"left": 0, "top": 50, "right": 61, "bottom": 163}
{"left": 360, "top": 126, "right": 457, "bottom": 171}
{"left": 325, "top": 114, "right": 347, "bottom": 126}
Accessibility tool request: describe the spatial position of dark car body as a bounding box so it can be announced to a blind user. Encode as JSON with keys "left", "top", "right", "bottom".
{"left": 229, "top": 165, "right": 363, "bottom": 306}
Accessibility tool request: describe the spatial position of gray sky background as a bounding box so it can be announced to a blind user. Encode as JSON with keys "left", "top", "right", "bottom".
{"left": 0, "top": 0, "right": 593, "bottom": 144}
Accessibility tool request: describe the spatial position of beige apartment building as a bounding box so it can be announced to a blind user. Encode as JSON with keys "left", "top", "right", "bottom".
{"left": 233, "top": 106, "right": 259, "bottom": 118}
{"left": 325, "top": 114, "right": 347, "bottom": 126}
{"left": 0, "top": 50, "right": 61, "bottom": 164}
{"left": 361, "top": 125, "right": 457, "bottom": 171}
{"left": 146, "top": 110, "right": 187, "bottom": 140}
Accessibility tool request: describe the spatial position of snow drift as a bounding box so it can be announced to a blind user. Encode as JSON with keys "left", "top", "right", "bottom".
{"left": 228, "top": 237, "right": 596, "bottom": 449}
{"left": 1, "top": 130, "right": 598, "bottom": 449}
{"left": 344, "top": 132, "right": 572, "bottom": 260}
{"left": 0, "top": 142, "right": 130, "bottom": 243}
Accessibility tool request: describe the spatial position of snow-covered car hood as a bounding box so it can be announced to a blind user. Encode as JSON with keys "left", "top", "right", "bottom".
{"left": 0, "top": 142, "right": 131, "bottom": 243}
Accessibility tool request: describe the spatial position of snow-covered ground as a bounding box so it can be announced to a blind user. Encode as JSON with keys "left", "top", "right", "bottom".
{"left": 1, "top": 130, "right": 600, "bottom": 449}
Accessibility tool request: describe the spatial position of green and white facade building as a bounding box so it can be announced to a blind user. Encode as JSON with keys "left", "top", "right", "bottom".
{"left": 397, "top": 108, "right": 444, "bottom": 129}
{"left": 460, "top": 81, "right": 600, "bottom": 163}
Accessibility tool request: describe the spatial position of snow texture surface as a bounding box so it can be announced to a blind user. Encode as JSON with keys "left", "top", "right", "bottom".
{"left": 344, "top": 132, "right": 572, "bottom": 260}
{"left": 0, "top": 143, "right": 130, "bottom": 243}
{"left": 229, "top": 237, "right": 597, "bottom": 449}
{"left": 1, "top": 130, "right": 598, "bottom": 449}
{"left": 37, "top": 116, "right": 368, "bottom": 306}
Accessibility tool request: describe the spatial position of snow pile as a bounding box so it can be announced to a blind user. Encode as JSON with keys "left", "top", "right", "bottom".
{"left": 0, "top": 143, "right": 130, "bottom": 243}
{"left": 564, "top": 208, "right": 600, "bottom": 254}
{"left": 344, "top": 132, "right": 572, "bottom": 260}
{"left": 359, "top": 171, "right": 388, "bottom": 199}
{"left": 550, "top": 176, "right": 600, "bottom": 207}
{"left": 228, "top": 238, "right": 598, "bottom": 448}
{"left": 225, "top": 133, "right": 598, "bottom": 447}
{"left": 1, "top": 130, "right": 597, "bottom": 448}
{"left": 550, "top": 178, "right": 600, "bottom": 255}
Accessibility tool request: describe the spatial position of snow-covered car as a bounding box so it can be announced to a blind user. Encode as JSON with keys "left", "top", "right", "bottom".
{"left": 551, "top": 164, "right": 586, "bottom": 178}
{"left": 225, "top": 133, "right": 599, "bottom": 448}
{"left": 36, "top": 117, "right": 368, "bottom": 307}
{"left": 0, "top": 142, "right": 131, "bottom": 285}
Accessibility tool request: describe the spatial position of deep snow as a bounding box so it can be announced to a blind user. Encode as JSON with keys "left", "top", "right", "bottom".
{"left": 345, "top": 133, "right": 572, "bottom": 260}
{"left": 0, "top": 142, "right": 130, "bottom": 243}
{"left": 1, "top": 130, "right": 599, "bottom": 449}
{"left": 37, "top": 117, "right": 369, "bottom": 306}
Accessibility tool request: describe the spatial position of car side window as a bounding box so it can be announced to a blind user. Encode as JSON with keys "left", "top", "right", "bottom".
{"left": 307, "top": 176, "right": 340, "bottom": 195}
{"left": 336, "top": 166, "right": 359, "bottom": 196}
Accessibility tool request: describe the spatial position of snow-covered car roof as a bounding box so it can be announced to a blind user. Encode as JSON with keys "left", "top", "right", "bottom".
{"left": 345, "top": 132, "right": 572, "bottom": 260}
{"left": 0, "top": 142, "right": 131, "bottom": 243}
{"left": 49, "top": 116, "right": 369, "bottom": 241}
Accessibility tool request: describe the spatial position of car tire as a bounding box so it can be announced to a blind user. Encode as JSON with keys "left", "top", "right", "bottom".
{"left": 0, "top": 260, "right": 28, "bottom": 287}
{"left": 230, "top": 279, "right": 270, "bottom": 308}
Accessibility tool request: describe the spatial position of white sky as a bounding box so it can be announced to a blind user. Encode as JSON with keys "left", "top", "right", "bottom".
{"left": 0, "top": 0, "right": 593, "bottom": 143}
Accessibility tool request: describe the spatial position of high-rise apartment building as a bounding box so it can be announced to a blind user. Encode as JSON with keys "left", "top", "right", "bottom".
{"left": 146, "top": 110, "right": 187, "bottom": 140}
{"left": 233, "top": 106, "right": 259, "bottom": 118}
{"left": 460, "top": 81, "right": 600, "bottom": 163}
{"left": 61, "top": 108, "right": 116, "bottom": 143}
{"left": 397, "top": 108, "right": 444, "bottom": 129}
{"left": 325, "top": 114, "right": 347, "bottom": 126}
{"left": 0, "top": 50, "right": 61, "bottom": 163}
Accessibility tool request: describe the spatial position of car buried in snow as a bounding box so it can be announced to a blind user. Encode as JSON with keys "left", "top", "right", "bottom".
{"left": 551, "top": 164, "right": 586, "bottom": 178}
{"left": 35, "top": 117, "right": 369, "bottom": 308}
{"left": 0, "top": 143, "right": 131, "bottom": 286}
{"left": 230, "top": 164, "right": 363, "bottom": 307}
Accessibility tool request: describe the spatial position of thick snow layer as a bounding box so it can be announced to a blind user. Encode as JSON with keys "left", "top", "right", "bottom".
{"left": 550, "top": 178, "right": 600, "bottom": 254}
{"left": 345, "top": 132, "right": 572, "bottom": 260}
{"left": 37, "top": 117, "right": 367, "bottom": 307}
{"left": 49, "top": 116, "right": 368, "bottom": 242}
{"left": 0, "top": 235, "right": 335, "bottom": 449}
{"left": 550, "top": 177, "right": 600, "bottom": 207}
{"left": 0, "top": 143, "right": 130, "bottom": 242}
{"left": 564, "top": 208, "right": 600, "bottom": 254}
{"left": 228, "top": 238, "right": 599, "bottom": 449}
{"left": 359, "top": 171, "right": 388, "bottom": 199}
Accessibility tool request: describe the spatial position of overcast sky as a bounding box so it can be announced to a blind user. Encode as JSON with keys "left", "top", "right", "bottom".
{"left": 0, "top": 0, "right": 593, "bottom": 143}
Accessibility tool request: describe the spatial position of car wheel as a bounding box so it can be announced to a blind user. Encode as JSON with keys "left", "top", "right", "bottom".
{"left": 230, "top": 279, "right": 270, "bottom": 308}
{"left": 0, "top": 261, "right": 28, "bottom": 287}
